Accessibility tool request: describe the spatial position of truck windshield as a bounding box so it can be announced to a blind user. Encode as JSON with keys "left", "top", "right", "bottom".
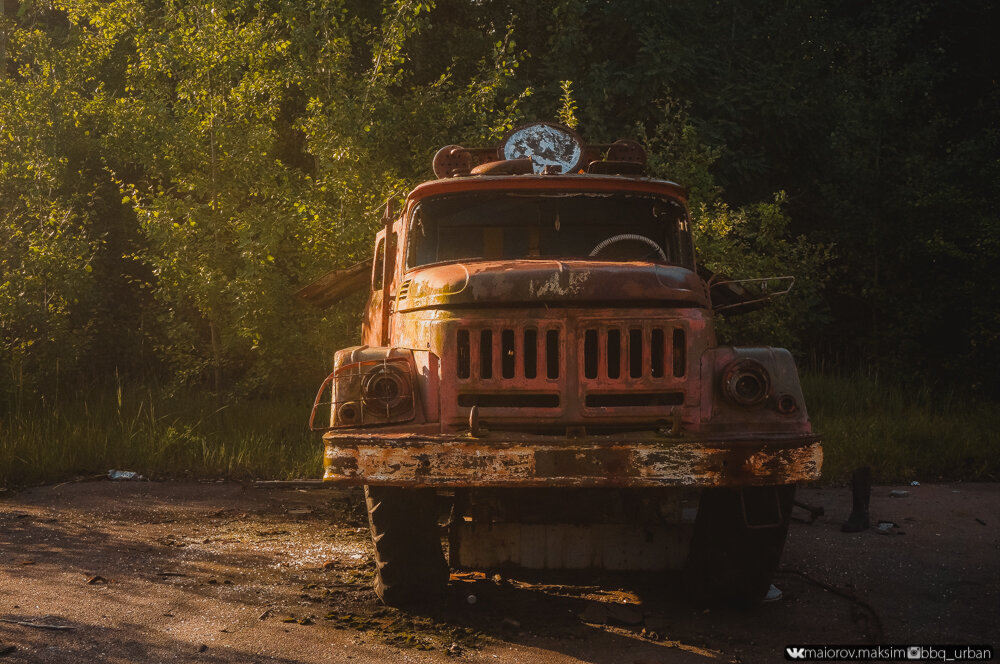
{"left": 405, "top": 191, "right": 694, "bottom": 269}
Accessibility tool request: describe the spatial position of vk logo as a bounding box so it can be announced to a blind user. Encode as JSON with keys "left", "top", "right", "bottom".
{"left": 786, "top": 647, "right": 807, "bottom": 659}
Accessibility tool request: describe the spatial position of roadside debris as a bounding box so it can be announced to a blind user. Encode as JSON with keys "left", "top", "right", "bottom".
{"left": 763, "top": 584, "right": 783, "bottom": 602}
{"left": 876, "top": 521, "right": 904, "bottom": 536}
{"left": 108, "top": 470, "right": 145, "bottom": 481}
{"left": 888, "top": 490, "right": 909, "bottom": 498}
{"left": 0, "top": 618, "right": 77, "bottom": 631}
{"left": 910, "top": 481, "right": 920, "bottom": 486}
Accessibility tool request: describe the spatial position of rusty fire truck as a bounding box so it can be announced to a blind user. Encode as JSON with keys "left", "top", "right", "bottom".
{"left": 302, "top": 122, "right": 822, "bottom": 607}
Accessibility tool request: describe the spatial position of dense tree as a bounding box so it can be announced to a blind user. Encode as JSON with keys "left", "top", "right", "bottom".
{"left": 1, "top": 0, "right": 996, "bottom": 400}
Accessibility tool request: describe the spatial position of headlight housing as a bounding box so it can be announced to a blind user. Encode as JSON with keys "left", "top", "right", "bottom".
{"left": 332, "top": 359, "right": 415, "bottom": 427}
{"left": 722, "top": 359, "right": 771, "bottom": 407}
{"left": 310, "top": 347, "right": 418, "bottom": 430}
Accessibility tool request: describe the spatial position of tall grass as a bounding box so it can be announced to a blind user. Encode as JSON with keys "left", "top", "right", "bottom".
{"left": 802, "top": 369, "right": 1000, "bottom": 484}
{"left": 0, "top": 380, "right": 322, "bottom": 487}
{"left": 2, "top": 371, "right": 997, "bottom": 487}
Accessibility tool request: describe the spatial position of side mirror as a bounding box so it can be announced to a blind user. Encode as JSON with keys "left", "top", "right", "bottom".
{"left": 709, "top": 276, "right": 795, "bottom": 314}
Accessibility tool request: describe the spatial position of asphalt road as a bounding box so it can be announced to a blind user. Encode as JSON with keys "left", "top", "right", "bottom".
{"left": 1, "top": 481, "right": 997, "bottom": 663}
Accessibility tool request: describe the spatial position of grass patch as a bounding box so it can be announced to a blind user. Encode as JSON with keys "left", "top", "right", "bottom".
{"left": 3, "top": 372, "right": 998, "bottom": 487}
{"left": 1, "top": 383, "right": 322, "bottom": 487}
{"left": 802, "top": 370, "right": 1000, "bottom": 484}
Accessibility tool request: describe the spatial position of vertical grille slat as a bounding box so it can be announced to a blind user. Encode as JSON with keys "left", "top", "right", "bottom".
{"left": 628, "top": 328, "right": 643, "bottom": 378}
{"left": 479, "top": 329, "right": 493, "bottom": 379}
{"left": 651, "top": 328, "right": 665, "bottom": 378}
{"left": 584, "top": 329, "right": 598, "bottom": 379}
{"left": 457, "top": 329, "right": 471, "bottom": 379}
{"left": 546, "top": 329, "right": 560, "bottom": 379}
{"left": 501, "top": 329, "right": 516, "bottom": 379}
{"left": 523, "top": 329, "right": 538, "bottom": 379}
{"left": 672, "top": 328, "right": 686, "bottom": 378}
{"left": 606, "top": 328, "right": 621, "bottom": 379}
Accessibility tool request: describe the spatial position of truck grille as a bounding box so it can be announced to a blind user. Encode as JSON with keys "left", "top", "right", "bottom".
{"left": 581, "top": 325, "right": 686, "bottom": 381}
{"left": 453, "top": 322, "right": 686, "bottom": 384}
{"left": 456, "top": 327, "right": 561, "bottom": 381}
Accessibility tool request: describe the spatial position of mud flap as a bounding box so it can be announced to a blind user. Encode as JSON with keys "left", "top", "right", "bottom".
{"left": 683, "top": 484, "right": 796, "bottom": 607}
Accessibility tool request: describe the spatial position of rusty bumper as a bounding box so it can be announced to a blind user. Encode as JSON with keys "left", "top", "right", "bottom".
{"left": 322, "top": 431, "right": 822, "bottom": 487}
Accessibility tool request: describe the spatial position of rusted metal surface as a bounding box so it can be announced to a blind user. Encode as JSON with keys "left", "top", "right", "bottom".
{"left": 322, "top": 430, "right": 822, "bottom": 487}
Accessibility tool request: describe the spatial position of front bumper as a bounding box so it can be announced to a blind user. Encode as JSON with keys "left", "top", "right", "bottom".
{"left": 322, "top": 430, "right": 822, "bottom": 487}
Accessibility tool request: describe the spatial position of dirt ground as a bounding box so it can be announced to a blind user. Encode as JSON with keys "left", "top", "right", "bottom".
{"left": 1, "top": 480, "right": 997, "bottom": 663}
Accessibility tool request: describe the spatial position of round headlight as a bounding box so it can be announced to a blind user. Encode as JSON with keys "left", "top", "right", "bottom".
{"left": 361, "top": 365, "right": 412, "bottom": 418}
{"left": 722, "top": 359, "right": 771, "bottom": 406}
{"left": 336, "top": 401, "right": 361, "bottom": 425}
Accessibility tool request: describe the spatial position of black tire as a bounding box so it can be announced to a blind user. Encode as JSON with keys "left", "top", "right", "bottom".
{"left": 683, "top": 484, "right": 795, "bottom": 608}
{"left": 364, "top": 485, "right": 448, "bottom": 606}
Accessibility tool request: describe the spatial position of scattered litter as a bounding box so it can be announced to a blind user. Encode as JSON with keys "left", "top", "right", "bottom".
{"left": 910, "top": 481, "right": 920, "bottom": 486}
{"left": 258, "top": 607, "right": 274, "bottom": 621}
{"left": 763, "top": 584, "right": 783, "bottom": 602}
{"left": 107, "top": 470, "right": 145, "bottom": 481}
{"left": 466, "top": 594, "right": 477, "bottom": 605}
{"left": 888, "top": 490, "right": 909, "bottom": 498}
{"left": 641, "top": 627, "right": 664, "bottom": 641}
{"left": 86, "top": 575, "right": 107, "bottom": 584}
{"left": 876, "top": 521, "right": 905, "bottom": 536}
{"left": 975, "top": 518, "right": 986, "bottom": 526}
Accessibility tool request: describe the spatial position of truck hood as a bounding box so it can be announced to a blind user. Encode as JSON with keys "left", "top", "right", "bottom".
{"left": 396, "top": 260, "right": 709, "bottom": 310}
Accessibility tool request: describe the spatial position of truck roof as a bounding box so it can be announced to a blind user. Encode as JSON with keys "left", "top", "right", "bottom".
{"left": 406, "top": 174, "right": 688, "bottom": 207}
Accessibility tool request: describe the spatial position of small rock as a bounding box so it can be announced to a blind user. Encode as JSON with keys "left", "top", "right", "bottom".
{"left": 606, "top": 603, "right": 643, "bottom": 626}
{"left": 579, "top": 602, "right": 608, "bottom": 624}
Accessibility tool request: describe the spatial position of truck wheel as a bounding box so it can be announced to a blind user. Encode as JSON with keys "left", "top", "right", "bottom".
{"left": 683, "top": 485, "right": 795, "bottom": 608}
{"left": 364, "top": 485, "right": 448, "bottom": 606}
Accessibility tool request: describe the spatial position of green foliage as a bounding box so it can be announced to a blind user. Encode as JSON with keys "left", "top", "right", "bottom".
{"left": 803, "top": 370, "right": 999, "bottom": 483}
{"left": 0, "top": 0, "right": 529, "bottom": 398}
{"left": 556, "top": 80, "right": 577, "bottom": 129}
{"left": 640, "top": 102, "right": 834, "bottom": 350}
{"left": 1, "top": 0, "right": 996, "bottom": 406}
